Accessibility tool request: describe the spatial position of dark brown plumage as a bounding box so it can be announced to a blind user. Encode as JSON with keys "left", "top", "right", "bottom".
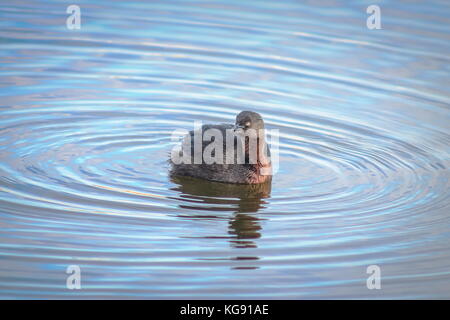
{"left": 170, "top": 111, "right": 272, "bottom": 184}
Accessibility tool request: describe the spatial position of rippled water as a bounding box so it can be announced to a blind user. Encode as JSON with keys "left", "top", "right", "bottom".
{"left": 1, "top": 0, "right": 450, "bottom": 299}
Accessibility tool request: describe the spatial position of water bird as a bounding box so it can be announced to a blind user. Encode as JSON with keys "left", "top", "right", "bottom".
{"left": 170, "top": 111, "right": 272, "bottom": 184}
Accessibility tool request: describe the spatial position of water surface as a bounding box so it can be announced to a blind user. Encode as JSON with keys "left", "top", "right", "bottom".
{"left": 1, "top": 0, "right": 450, "bottom": 299}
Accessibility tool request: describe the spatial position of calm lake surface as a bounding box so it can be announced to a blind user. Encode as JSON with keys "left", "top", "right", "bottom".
{"left": 1, "top": 0, "right": 449, "bottom": 299}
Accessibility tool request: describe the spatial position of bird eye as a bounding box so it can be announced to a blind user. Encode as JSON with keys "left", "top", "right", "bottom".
{"left": 245, "top": 121, "right": 251, "bottom": 128}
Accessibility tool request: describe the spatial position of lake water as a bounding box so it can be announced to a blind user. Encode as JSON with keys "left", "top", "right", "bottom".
{"left": 0, "top": 0, "right": 449, "bottom": 299}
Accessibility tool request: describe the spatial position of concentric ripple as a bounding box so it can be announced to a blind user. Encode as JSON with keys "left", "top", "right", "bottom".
{"left": 1, "top": 0, "right": 450, "bottom": 299}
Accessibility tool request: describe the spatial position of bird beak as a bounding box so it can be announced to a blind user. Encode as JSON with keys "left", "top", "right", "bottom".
{"left": 233, "top": 124, "right": 244, "bottom": 132}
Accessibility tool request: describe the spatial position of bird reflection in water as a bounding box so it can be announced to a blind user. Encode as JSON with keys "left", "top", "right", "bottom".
{"left": 170, "top": 176, "right": 272, "bottom": 269}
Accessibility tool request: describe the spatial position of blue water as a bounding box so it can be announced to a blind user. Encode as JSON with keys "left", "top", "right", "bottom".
{"left": 0, "top": 0, "right": 449, "bottom": 299}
